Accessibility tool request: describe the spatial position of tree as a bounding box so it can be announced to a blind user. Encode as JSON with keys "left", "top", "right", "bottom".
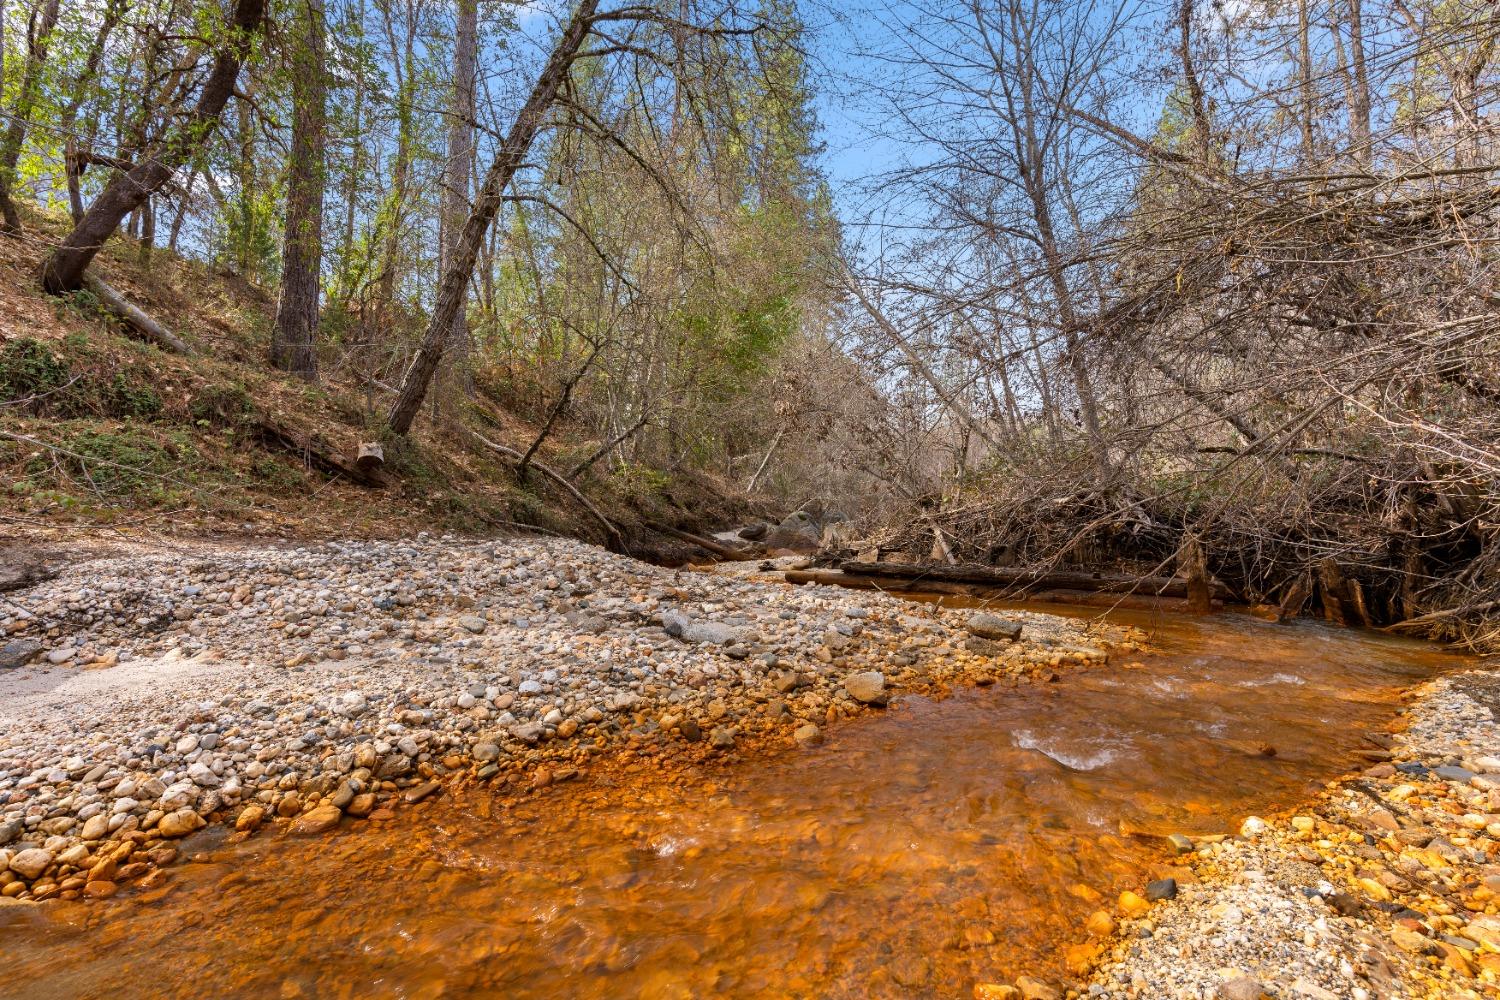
{"left": 0, "top": 0, "right": 62, "bottom": 233}
{"left": 270, "top": 0, "right": 328, "bottom": 378}
{"left": 385, "top": 0, "right": 601, "bottom": 434}
{"left": 439, "top": 0, "right": 478, "bottom": 393}
{"left": 39, "top": 0, "right": 268, "bottom": 295}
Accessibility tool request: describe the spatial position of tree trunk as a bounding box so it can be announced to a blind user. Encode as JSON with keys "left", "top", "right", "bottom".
{"left": 39, "top": 0, "right": 266, "bottom": 294}
{"left": 438, "top": 0, "right": 478, "bottom": 396}
{"left": 0, "top": 0, "right": 62, "bottom": 234}
{"left": 1347, "top": 0, "right": 1371, "bottom": 164}
{"left": 271, "top": 0, "right": 327, "bottom": 380}
{"left": 386, "top": 0, "right": 600, "bottom": 436}
{"left": 1177, "top": 0, "right": 1212, "bottom": 163}
{"left": 1296, "top": 0, "right": 1316, "bottom": 161}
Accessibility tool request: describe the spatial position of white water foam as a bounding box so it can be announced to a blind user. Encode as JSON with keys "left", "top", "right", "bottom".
{"left": 1013, "top": 729, "right": 1122, "bottom": 771}
{"left": 1240, "top": 672, "right": 1306, "bottom": 688}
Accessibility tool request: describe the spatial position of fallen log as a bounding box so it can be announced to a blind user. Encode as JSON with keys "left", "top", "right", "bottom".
{"left": 838, "top": 560, "right": 1232, "bottom": 601}
{"left": 650, "top": 523, "right": 759, "bottom": 562}
{"left": 82, "top": 271, "right": 194, "bottom": 355}
{"left": 785, "top": 569, "right": 981, "bottom": 596}
{"left": 785, "top": 572, "right": 1210, "bottom": 612}
{"left": 250, "top": 418, "right": 385, "bottom": 488}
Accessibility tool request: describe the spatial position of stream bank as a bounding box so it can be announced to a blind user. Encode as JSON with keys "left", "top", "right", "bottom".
{"left": 0, "top": 535, "right": 1131, "bottom": 908}
{"left": 1078, "top": 667, "right": 1500, "bottom": 1000}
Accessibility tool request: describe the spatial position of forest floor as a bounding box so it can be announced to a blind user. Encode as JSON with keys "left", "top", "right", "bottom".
{"left": 0, "top": 213, "right": 755, "bottom": 561}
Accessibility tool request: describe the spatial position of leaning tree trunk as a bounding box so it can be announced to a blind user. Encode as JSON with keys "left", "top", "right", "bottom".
{"left": 437, "top": 0, "right": 479, "bottom": 398}
{"left": 39, "top": 0, "right": 266, "bottom": 294}
{"left": 270, "top": 0, "right": 327, "bottom": 380}
{"left": 0, "top": 0, "right": 62, "bottom": 234}
{"left": 386, "top": 0, "right": 600, "bottom": 436}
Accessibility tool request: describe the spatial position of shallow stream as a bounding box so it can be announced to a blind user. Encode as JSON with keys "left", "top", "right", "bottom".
{"left": 0, "top": 605, "right": 1464, "bottom": 999}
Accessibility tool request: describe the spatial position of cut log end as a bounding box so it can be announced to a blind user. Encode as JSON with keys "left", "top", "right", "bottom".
{"left": 355, "top": 442, "right": 385, "bottom": 474}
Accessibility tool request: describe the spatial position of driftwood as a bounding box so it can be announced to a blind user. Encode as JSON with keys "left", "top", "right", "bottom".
{"left": 469, "top": 430, "right": 623, "bottom": 548}
{"left": 650, "top": 523, "right": 759, "bottom": 562}
{"left": 786, "top": 569, "right": 979, "bottom": 596}
{"left": 1277, "top": 570, "right": 1314, "bottom": 621}
{"left": 838, "top": 560, "right": 1232, "bottom": 600}
{"left": 81, "top": 271, "right": 193, "bottom": 355}
{"left": 1179, "top": 534, "right": 1212, "bottom": 613}
{"left": 1316, "top": 557, "right": 1370, "bottom": 628}
{"left": 785, "top": 570, "right": 1208, "bottom": 611}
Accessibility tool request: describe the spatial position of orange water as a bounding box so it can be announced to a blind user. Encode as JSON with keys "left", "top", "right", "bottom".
{"left": 0, "top": 609, "right": 1461, "bottom": 999}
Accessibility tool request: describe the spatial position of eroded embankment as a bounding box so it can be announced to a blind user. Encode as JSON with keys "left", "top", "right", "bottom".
{"left": 0, "top": 535, "right": 1131, "bottom": 909}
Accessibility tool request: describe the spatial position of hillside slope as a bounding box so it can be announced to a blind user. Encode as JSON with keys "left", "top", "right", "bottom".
{"left": 0, "top": 216, "right": 757, "bottom": 555}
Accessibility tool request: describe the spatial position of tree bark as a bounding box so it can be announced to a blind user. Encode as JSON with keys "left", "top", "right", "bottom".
{"left": 39, "top": 0, "right": 266, "bottom": 294}
{"left": 1347, "top": 0, "right": 1371, "bottom": 164}
{"left": 270, "top": 0, "right": 327, "bottom": 380}
{"left": 1295, "top": 0, "right": 1316, "bottom": 161}
{"left": 439, "top": 0, "right": 479, "bottom": 395}
{"left": 0, "top": 0, "right": 62, "bottom": 234}
{"left": 386, "top": 0, "right": 600, "bottom": 435}
{"left": 1177, "top": 0, "right": 1212, "bottom": 163}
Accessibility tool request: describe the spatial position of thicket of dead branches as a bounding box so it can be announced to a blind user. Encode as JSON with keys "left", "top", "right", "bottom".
{"left": 813, "top": 0, "right": 1500, "bottom": 650}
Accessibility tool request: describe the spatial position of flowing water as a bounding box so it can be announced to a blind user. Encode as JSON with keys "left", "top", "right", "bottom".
{"left": 0, "top": 606, "right": 1465, "bottom": 999}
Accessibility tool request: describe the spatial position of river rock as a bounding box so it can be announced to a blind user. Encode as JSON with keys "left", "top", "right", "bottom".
{"left": 1014, "top": 976, "right": 1060, "bottom": 1000}
{"left": 8, "top": 848, "right": 52, "bottom": 880}
{"left": 794, "top": 723, "right": 823, "bottom": 747}
{"left": 157, "top": 808, "right": 205, "bottom": 838}
{"left": 968, "top": 613, "right": 1023, "bottom": 642}
{"left": 347, "top": 793, "right": 377, "bottom": 818}
{"left": 662, "top": 611, "right": 742, "bottom": 645}
{"left": 403, "top": 782, "right": 440, "bottom": 804}
{"left": 0, "top": 638, "right": 41, "bottom": 669}
{"left": 80, "top": 814, "right": 110, "bottom": 841}
{"left": 235, "top": 805, "right": 266, "bottom": 832}
{"left": 844, "top": 671, "right": 888, "bottom": 706}
{"left": 291, "top": 805, "right": 342, "bottom": 835}
{"left": 1144, "top": 878, "right": 1177, "bottom": 901}
{"left": 1218, "top": 977, "right": 1267, "bottom": 1000}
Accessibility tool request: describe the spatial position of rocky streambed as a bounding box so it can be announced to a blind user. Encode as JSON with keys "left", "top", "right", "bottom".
{"left": 0, "top": 535, "right": 1130, "bottom": 909}
{"left": 1078, "top": 666, "right": 1500, "bottom": 1000}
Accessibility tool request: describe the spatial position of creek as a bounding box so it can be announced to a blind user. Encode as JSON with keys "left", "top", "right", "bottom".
{"left": 0, "top": 604, "right": 1464, "bottom": 999}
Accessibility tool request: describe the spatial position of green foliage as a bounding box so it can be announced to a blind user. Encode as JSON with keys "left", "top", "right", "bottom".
{"left": 190, "top": 383, "right": 257, "bottom": 428}
{"left": 103, "top": 372, "right": 163, "bottom": 420}
{"left": 250, "top": 454, "right": 303, "bottom": 489}
{"left": 0, "top": 338, "right": 69, "bottom": 404}
{"left": 33, "top": 429, "right": 194, "bottom": 500}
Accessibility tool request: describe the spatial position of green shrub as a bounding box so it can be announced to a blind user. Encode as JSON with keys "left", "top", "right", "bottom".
{"left": 190, "top": 383, "right": 256, "bottom": 427}
{"left": 0, "top": 338, "right": 69, "bottom": 405}
{"left": 31, "top": 429, "right": 191, "bottom": 499}
{"left": 103, "top": 372, "right": 163, "bottom": 421}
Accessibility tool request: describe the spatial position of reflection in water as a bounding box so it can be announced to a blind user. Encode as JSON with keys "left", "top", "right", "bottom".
{"left": 0, "top": 609, "right": 1462, "bottom": 1000}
